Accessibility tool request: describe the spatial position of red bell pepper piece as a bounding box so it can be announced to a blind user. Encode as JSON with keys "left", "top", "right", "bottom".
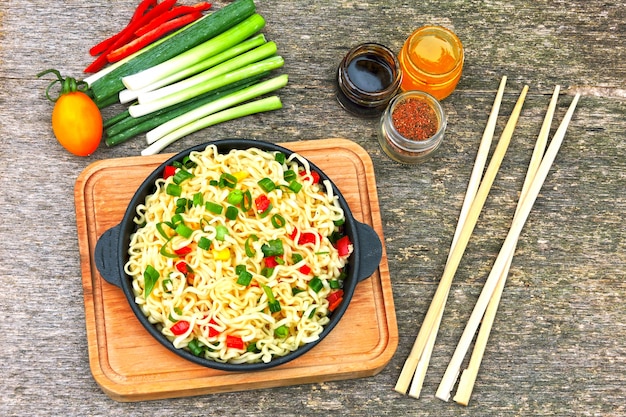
{"left": 264, "top": 256, "right": 280, "bottom": 268}
{"left": 299, "top": 169, "right": 320, "bottom": 184}
{"left": 175, "top": 261, "right": 191, "bottom": 274}
{"left": 174, "top": 245, "right": 193, "bottom": 256}
{"left": 299, "top": 264, "right": 311, "bottom": 275}
{"left": 327, "top": 289, "right": 344, "bottom": 312}
{"left": 163, "top": 165, "right": 177, "bottom": 179}
{"left": 206, "top": 318, "right": 220, "bottom": 338}
{"left": 255, "top": 194, "right": 271, "bottom": 213}
{"left": 289, "top": 227, "right": 320, "bottom": 245}
{"left": 170, "top": 320, "right": 190, "bottom": 335}
{"left": 226, "top": 335, "right": 244, "bottom": 350}
{"left": 335, "top": 235, "right": 352, "bottom": 257}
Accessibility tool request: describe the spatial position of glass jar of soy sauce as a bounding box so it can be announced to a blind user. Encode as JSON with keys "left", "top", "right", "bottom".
{"left": 336, "top": 43, "right": 403, "bottom": 117}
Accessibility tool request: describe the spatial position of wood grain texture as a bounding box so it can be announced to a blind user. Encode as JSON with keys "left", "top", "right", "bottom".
{"left": 1, "top": 0, "right": 625, "bottom": 415}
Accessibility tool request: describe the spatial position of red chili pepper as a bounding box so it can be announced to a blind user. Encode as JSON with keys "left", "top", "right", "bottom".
{"left": 170, "top": 320, "right": 190, "bottom": 335}
{"left": 107, "top": 12, "right": 203, "bottom": 63}
{"left": 335, "top": 235, "right": 352, "bottom": 257}
{"left": 226, "top": 335, "right": 244, "bottom": 350}
{"left": 174, "top": 245, "right": 193, "bottom": 256}
{"left": 264, "top": 256, "right": 280, "bottom": 268}
{"left": 254, "top": 194, "right": 271, "bottom": 213}
{"left": 299, "top": 264, "right": 311, "bottom": 275}
{"left": 134, "top": 3, "right": 211, "bottom": 37}
{"left": 88, "top": 0, "right": 157, "bottom": 56}
{"left": 327, "top": 289, "right": 344, "bottom": 312}
{"left": 85, "top": 0, "right": 177, "bottom": 72}
{"left": 163, "top": 165, "right": 177, "bottom": 179}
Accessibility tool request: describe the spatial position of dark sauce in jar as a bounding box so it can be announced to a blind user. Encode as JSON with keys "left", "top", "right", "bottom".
{"left": 346, "top": 54, "right": 395, "bottom": 93}
{"left": 336, "top": 43, "right": 402, "bottom": 117}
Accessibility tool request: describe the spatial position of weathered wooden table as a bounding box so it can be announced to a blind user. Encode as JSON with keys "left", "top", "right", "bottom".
{"left": 1, "top": 0, "right": 624, "bottom": 415}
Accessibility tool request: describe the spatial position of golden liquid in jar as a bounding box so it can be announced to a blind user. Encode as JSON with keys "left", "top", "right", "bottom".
{"left": 398, "top": 26, "right": 464, "bottom": 100}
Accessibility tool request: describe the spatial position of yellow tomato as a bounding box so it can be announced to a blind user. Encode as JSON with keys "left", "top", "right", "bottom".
{"left": 38, "top": 69, "right": 103, "bottom": 157}
{"left": 52, "top": 90, "right": 103, "bottom": 156}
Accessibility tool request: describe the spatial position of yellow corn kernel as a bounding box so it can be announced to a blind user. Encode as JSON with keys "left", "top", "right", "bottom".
{"left": 233, "top": 171, "right": 249, "bottom": 182}
{"left": 212, "top": 248, "right": 230, "bottom": 261}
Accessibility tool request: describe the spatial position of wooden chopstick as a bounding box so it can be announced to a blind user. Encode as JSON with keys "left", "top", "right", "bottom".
{"left": 407, "top": 76, "right": 508, "bottom": 399}
{"left": 395, "top": 83, "right": 528, "bottom": 395}
{"left": 452, "top": 85, "right": 561, "bottom": 406}
{"left": 436, "top": 92, "right": 581, "bottom": 402}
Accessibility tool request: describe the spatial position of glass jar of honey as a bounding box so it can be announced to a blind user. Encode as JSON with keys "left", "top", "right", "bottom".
{"left": 398, "top": 25, "right": 464, "bottom": 100}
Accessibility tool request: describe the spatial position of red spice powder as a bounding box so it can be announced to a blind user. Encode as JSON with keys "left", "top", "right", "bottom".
{"left": 391, "top": 97, "right": 438, "bottom": 141}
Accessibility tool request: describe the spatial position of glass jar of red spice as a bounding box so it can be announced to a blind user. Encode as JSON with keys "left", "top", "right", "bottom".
{"left": 398, "top": 25, "right": 464, "bottom": 100}
{"left": 378, "top": 90, "right": 446, "bottom": 164}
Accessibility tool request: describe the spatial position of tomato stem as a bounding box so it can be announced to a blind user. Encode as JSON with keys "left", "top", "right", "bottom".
{"left": 37, "top": 69, "right": 89, "bottom": 102}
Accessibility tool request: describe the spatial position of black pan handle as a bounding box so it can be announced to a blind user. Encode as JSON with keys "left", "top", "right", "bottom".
{"left": 354, "top": 221, "right": 383, "bottom": 282}
{"left": 94, "top": 224, "right": 124, "bottom": 288}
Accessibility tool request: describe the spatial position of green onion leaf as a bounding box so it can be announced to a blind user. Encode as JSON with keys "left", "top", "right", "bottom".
{"left": 198, "top": 237, "right": 211, "bottom": 250}
{"left": 225, "top": 205, "right": 239, "bottom": 221}
{"left": 219, "top": 172, "right": 238, "bottom": 188}
{"left": 227, "top": 189, "right": 244, "bottom": 205}
{"left": 166, "top": 183, "right": 182, "bottom": 197}
{"left": 275, "top": 152, "right": 286, "bottom": 164}
{"left": 283, "top": 169, "right": 297, "bottom": 182}
{"left": 205, "top": 201, "right": 223, "bottom": 214}
{"left": 156, "top": 222, "right": 171, "bottom": 239}
{"left": 274, "top": 324, "right": 288, "bottom": 338}
{"left": 215, "top": 225, "right": 228, "bottom": 241}
{"left": 245, "top": 234, "right": 258, "bottom": 257}
{"left": 175, "top": 223, "right": 193, "bottom": 239}
{"left": 173, "top": 169, "right": 194, "bottom": 185}
{"left": 257, "top": 177, "right": 276, "bottom": 192}
{"left": 271, "top": 214, "right": 286, "bottom": 228}
{"left": 308, "top": 276, "right": 323, "bottom": 293}
{"left": 236, "top": 270, "right": 253, "bottom": 286}
{"left": 288, "top": 180, "right": 302, "bottom": 193}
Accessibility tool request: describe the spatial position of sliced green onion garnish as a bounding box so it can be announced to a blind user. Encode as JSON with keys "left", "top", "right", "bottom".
{"left": 156, "top": 222, "right": 171, "bottom": 239}
{"left": 236, "top": 270, "right": 253, "bottom": 286}
{"left": 288, "top": 180, "right": 302, "bottom": 193}
{"left": 219, "top": 172, "right": 238, "bottom": 188}
{"left": 308, "top": 276, "right": 323, "bottom": 293}
{"left": 215, "top": 225, "right": 228, "bottom": 241}
{"left": 193, "top": 192, "right": 204, "bottom": 206}
{"left": 258, "top": 203, "right": 273, "bottom": 218}
{"left": 275, "top": 152, "right": 286, "bottom": 164}
{"left": 257, "top": 177, "right": 276, "bottom": 192}
{"left": 171, "top": 213, "right": 183, "bottom": 225}
{"left": 166, "top": 183, "right": 182, "bottom": 197}
{"left": 262, "top": 285, "right": 281, "bottom": 313}
{"left": 205, "top": 201, "right": 223, "bottom": 214}
{"left": 308, "top": 307, "right": 317, "bottom": 319}
{"left": 160, "top": 239, "right": 179, "bottom": 258}
{"left": 292, "top": 287, "right": 305, "bottom": 296}
{"left": 175, "top": 223, "right": 193, "bottom": 239}
{"left": 162, "top": 278, "right": 172, "bottom": 292}
{"left": 173, "top": 168, "right": 194, "bottom": 185}
{"left": 333, "top": 218, "right": 345, "bottom": 226}
{"left": 225, "top": 205, "right": 239, "bottom": 220}
{"left": 188, "top": 339, "right": 205, "bottom": 356}
{"left": 241, "top": 190, "right": 252, "bottom": 211}
{"left": 271, "top": 214, "right": 286, "bottom": 228}
{"left": 245, "top": 234, "right": 258, "bottom": 257}
{"left": 329, "top": 279, "right": 341, "bottom": 289}
{"left": 292, "top": 253, "right": 303, "bottom": 264}
{"left": 235, "top": 264, "right": 247, "bottom": 274}
{"left": 227, "top": 189, "right": 244, "bottom": 205}
{"left": 274, "top": 324, "right": 288, "bottom": 338}
{"left": 283, "top": 170, "right": 297, "bottom": 182}
{"left": 198, "top": 236, "right": 211, "bottom": 250}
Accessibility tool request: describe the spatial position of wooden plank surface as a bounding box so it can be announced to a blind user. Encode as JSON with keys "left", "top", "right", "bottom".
{"left": 1, "top": 0, "right": 625, "bottom": 416}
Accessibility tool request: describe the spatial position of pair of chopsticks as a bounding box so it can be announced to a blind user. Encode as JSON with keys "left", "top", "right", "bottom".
{"left": 395, "top": 76, "right": 581, "bottom": 404}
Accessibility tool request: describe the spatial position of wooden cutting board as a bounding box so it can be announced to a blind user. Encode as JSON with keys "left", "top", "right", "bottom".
{"left": 74, "top": 138, "right": 397, "bottom": 402}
